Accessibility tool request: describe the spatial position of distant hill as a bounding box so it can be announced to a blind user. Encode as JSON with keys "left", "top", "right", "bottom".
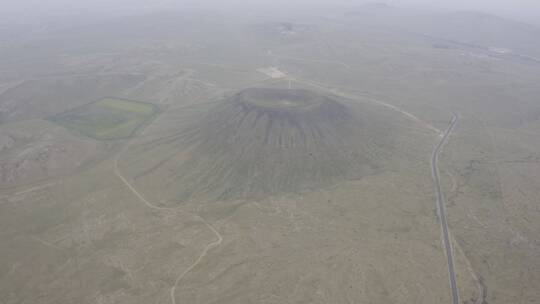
{"left": 412, "top": 10, "right": 540, "bottom": 57}
{"left": 343, "top": 7, "right": 540, "bottom": 59}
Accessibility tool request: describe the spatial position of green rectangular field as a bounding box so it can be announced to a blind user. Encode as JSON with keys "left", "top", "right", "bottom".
{"left": 50, "top": 98, "right": 159, "bottom": 140}
{"left": 97, "top": 98, "right": 157, "bottom": 115}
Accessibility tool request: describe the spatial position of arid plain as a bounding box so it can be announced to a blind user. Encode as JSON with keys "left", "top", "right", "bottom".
{"left": 1, "top": 4, "right": 539, "bottom": 304}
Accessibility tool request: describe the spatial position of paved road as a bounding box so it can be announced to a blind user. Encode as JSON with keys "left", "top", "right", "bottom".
{"left": 286, "top": 74, "right": 465, "bottom": 303}
{"left": 431, "top": 113, "right": 460, "bottom": 304}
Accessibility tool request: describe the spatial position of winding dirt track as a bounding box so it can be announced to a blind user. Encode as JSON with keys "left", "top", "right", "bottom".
{"left": 113, "top": 68, "right": 462, "bottom": 304}
{"left": 113, "top": 140, "right": 223, "bottom": 304}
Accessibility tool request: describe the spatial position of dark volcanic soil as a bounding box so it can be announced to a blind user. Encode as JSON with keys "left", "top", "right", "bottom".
{"left": 128, "top": 88, "right": 394, "bottom": 202}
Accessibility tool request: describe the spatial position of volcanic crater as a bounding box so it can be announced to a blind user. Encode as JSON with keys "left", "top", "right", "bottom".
{"left": 127, "top": 88, "right": 394, "bottom": 202}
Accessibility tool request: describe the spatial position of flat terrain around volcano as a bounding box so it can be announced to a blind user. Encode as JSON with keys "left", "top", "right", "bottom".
{"left": 1, "top": 5, "right": 540, "bottom": 304}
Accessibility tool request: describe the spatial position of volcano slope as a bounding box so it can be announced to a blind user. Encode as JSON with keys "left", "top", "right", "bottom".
{"left": 121, "top": 87, "right": 425, "bottom": 204}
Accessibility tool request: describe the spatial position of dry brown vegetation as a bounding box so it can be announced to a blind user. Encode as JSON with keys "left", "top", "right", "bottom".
{"left": 0, "top": 4, "right": 539, "bottom": 304}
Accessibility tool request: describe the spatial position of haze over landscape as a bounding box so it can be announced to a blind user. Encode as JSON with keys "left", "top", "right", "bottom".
{"left": 1, "top": 1, "right": 539, "bottom": 304}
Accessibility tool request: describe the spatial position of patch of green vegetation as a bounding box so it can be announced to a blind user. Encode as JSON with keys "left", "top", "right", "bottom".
{"left": 49, "top": 98, "right": 159, "bottom": 140}
{"left": 97, "top": 98, "right": 156, "bottom": 115}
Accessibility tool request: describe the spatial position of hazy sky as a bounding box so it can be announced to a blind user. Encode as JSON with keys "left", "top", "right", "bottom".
{"left": 392, "top": 0, "right": 540, "bottom": 22}
{"left": 1, "top": 0, "right": 539, "bottom": 25}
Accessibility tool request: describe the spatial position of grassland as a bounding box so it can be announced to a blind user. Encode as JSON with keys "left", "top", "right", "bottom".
{"left": 50, "top": 98, "right": 159, "bottom": 140}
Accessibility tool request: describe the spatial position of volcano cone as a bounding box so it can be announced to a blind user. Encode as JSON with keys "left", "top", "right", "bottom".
{"left": 127, "top": 88, "right": 394, "bottom": 202}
